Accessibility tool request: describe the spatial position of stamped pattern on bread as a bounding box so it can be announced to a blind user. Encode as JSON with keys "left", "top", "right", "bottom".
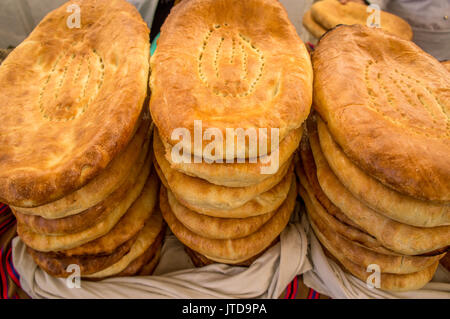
{"left": 198, "top": 24, "right": 265, "bottom": 98}
{"left": 364, "top": 60, "right": 449, "bottom": 138}
{"left": 39, "top": 49, "right": 105, "bottom": 122}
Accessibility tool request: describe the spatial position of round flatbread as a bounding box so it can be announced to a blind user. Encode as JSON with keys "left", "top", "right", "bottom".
{"left": 150, "top": 0, "right": 312, "bottom": 159}
{"left": 17, "top": 153, "right": 152, "bottom": 252}
{"left": 162, "top": 126, "right": 302, "bottom": 187}
{"left": 154, "top": 131, "right": 291, "bottom": 211}
{"left": 300, "top": 185, "right": 444, "bottom": 275}
{"left": 168, "top": 189, "right": 277, "bottom": 240}
{"left": 84, "top": 210, "right": 164, "bottom": 278}
{"left": 311, "top": 0, "right": 412, "bottom": 40}
{"left": 314, "top": 220, "right": 439, "bottom": 292}
{"left": 12, "top": 118, "right": 151, "bottom": 219}
{"left": 14, "top": 135, "right": 151, "bottom": 234}
{"left": 317, "top": 118, "right": 449, "bottom": 227}
{"left": 0, "top": 0, "right": 150, "bottom": 207}
{"left": 302, "top": 10, "right": 326, "bottom": 39}
{"left": 160, "top": 179, "right": 296, "bottom": 263}
{"left": 313, "top": 25, "right": 450, "bottom": 202}
{"left": 27, "top": 234, "right": 137, "bottom": 278}
{"left": 59, "top": 170, "right": 159, "bottom": 257}
{"left": 308, "top": 122, "right": 450, "bottom": 255}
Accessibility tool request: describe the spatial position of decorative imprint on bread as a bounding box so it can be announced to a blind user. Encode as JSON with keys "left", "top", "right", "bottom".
{"left": 39, "top": 49, "right": 105, "bottom": 122}
{"left": 198, "top": 24, "right": 265, "bottom": 98}
{"left": 364, "top": 60, "right": 449, "bottom": 138}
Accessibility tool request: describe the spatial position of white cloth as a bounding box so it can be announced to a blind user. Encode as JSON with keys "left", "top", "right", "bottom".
{"left": 301, "top": 214, "right": 450, "bottom": 299}
{"left": 12, "top": 208, "right": 311, "bottom": 299}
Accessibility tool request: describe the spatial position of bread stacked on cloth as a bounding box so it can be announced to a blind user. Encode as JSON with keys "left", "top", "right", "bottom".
{"left": 303, "top": 0, "right": 412, "bottom": 40}
{"left": 297, "top": 25, "right": 450, "bottom": 292}
{"left": 0, "top": 0, "right": 164, "bottom": 279}
{"left": 150, "top": 0, "right": 313, "bottom": 266}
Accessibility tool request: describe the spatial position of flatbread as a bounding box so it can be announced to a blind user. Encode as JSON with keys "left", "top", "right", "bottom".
{"left": 154, "top": 131, "right": 291, "bottom": 211}
{"left": 313, "top": 25, "right": 450, "bottom": 202}
{"left": 302, "top": 10, "right": 326, "bottom": 39}
{"left": 115, "top": 226, "right": 165, "bottom": 277}
{"left": 309, "top": 122, "right": 450, "bottom": 255}
{"left": 168, "top": 188, "right": 277, "bottom": 240}
{"left": 0, "top": 0, "right": 150, "bottom": 207}
{"left": 14, "top": 134, "right": 151, "bottom": 234}
{"left": 443, "top": 61, "right": 450, "bottom": 72}
{"left": 157, "top": 158, "right": 293, "bottom": 219}
{"left": 11, "top": 118, "right": 151, "bottom": 219}
{"left": 317, "top": 117, "right": 449, "bottom": 227}
{"left": 185, "top": 237, "right": 278, "bottom": 267}
{"left": 311, "top": 0, "right": 412, "bottom": 40}
{"left": 160, "top": 179, "right": 296, "bottom": 262}
{"left": 312, "top": 220, "right": 439, "bottom": 292}
{"left": 84, "top": 210, "right": 164, "bottom": 278}
{"left": 27, "top": 234, "right": 137, "bottom": 278}
{"left": 300, "top": 185, "right": 444, "bottom": 274}
{"left": 59, "top": 170, "right": 159, "bottom": 256}
{"left": 138, "top": 247, "right": 162, "bottom": 276}
{"left": 162, "top": 126, "right": 302, "bottom": 187}
{"left": 298, "top": 158, "right": 388, "bottom": 251}
{"left": 150, "top": 0, "right": 312, "bottom": 159}
{"left": 17, "top": 153, "right": 152, "bottom": 252}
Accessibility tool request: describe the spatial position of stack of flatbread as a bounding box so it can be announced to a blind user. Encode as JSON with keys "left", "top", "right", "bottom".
{"left": 150, "top": 0, "right": 313, "bottom": 266}
{"left": 303, "top": 0, "right": 412, "bottom": 40}
{"left": 297, "top": 25, "right": 450, "bottom": 292}
{"left": 0, "top": 0, "right": 164, "bottom": 279}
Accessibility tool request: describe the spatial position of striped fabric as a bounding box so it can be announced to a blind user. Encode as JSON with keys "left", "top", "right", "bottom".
{"left": 0, "top": 203, "right": 21, "bottom": 299}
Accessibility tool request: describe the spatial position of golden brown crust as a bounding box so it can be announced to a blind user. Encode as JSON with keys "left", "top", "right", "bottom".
{"left": 138, "top": 246, "right": 162, "bottom": 276}
{"left": 298, "top": 131, "right": 371, "bottom": 234}
{"left": 298, "top": 152, "right": 387, "bottom": 250}
{"left": 311, "top": 0, "right": 412, "bottom": 40}
{"left": 160, "top": 181, "right": 295, "bottom": 262}
{"left": 302, "top": 10, "right": 326, "bottom": 39}
{"left": 162, "top": 126, "right": 302, "bottom": 187}
{"left": 27, "top": 235, "right": 137, "bottom": 278}
{"left": 85, "top": 210, "right": 164, "bottom": 278}
{"left": 154, "top": 131, "right": 291, "bottom": 211}
{"left": 301, "top": 186, "right": 444, "bottom": 274}
{"left": 314, "top": 221, "right": 439, "bottom": 292}
{"left": 317, "top": 118, "right": 449, "bottom": 227}
{"left": 12, "top": 117, "right": 151, "bottom": 218}
{"left": 59, "top": 170, "right": 159, "bottom": 256}
{"left": 308, "top": 121, "right": 450, "bottom": 255}
{"left": 115, "top": 226, "right": 165, "bottom": 277}
{"left": 313, "top": 25, "right": 450, "bottom": 201}
{"left": 0, "top": 0, "right": 150, "bottom": 207}
{"left": 185, "top": 237, "right": 278, "bottom": 267}
{"left": 443, "top": 61, "right": 450, "bottom": 72}
{"left": 150, "top": 0, "right": 312, "bottom": 158}
{"left": 157, "top": 157, "right": 293, "bottom": 219}
{"left": 168, "top": 189, "right": 276, "bottom": 240}
{"left": 17, "top": 152, "right": 152, "bottom": 252}
{"left": 14, "top": 134, "right": 151, "bottom": 234}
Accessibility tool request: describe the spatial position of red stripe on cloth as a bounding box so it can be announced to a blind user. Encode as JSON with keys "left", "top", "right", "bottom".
{"left": 291, "top": 276, "right": 298, "bottom": 299}
{"left": 6, "top": 248, "right": 20, "bottom": 287}
{"left": 307, "top": 288, "right": 314, "bottom": 299}
{"left": 0, "top": 248, "right": 9, "bottom": 299}
{"left": 0, "top": 205, "right": 9, "bottom": 215}
{"left": 0, "top": 217, "right": 15, "bottom": 236}
{"left": 284, "top": 281, "right": 292, "bottom": 299}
